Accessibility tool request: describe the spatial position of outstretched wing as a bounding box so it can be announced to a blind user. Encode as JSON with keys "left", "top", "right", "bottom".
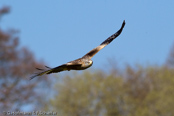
{"left": 82, "top": 20, "right": 125, "bottom": 59}
{"left": 30, "top": 61, "right": 83, "bottom": 80}
{"left": 30, "top": 64, "right": 68, "bottom": 80}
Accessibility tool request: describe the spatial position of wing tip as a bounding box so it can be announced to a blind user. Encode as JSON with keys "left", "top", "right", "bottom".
{"left": 122, "top": 20, "right": 126, "bottom": 29}
{"left": 29, "top": 75, "right": 37, "bottom": 80}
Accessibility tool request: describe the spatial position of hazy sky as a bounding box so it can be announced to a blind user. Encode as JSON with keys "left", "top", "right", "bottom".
{"left": 1, "top": 1, "right": 174, "bottom": 70}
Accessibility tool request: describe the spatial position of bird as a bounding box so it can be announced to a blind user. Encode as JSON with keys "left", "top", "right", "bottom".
{"left": 30, "top": 20, "right": 125, "bottom": 80}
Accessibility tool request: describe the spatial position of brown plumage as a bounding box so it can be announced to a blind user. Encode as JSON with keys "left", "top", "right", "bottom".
{"left": 30, "top": 20, "right": 125, "bottom": 80}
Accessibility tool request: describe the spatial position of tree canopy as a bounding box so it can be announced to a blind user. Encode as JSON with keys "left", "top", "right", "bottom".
{"left": 0, "top": 7, "right": 50, "bottom": 111}
{"left": 48, "top": 65, "right": 174, "bottom": 116}
{"left": 47, "top": 44, "right": 174, "bottom": 116}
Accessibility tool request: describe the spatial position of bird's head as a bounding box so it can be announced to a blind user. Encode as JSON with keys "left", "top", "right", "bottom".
{"left": 83, "top": 59, "right": 93, "bottom": 68}
{"left": 87, "top": 60, "right": 93, "bottom": 66}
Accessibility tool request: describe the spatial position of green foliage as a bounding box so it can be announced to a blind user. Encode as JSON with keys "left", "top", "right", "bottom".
{"left": 48, "top": 65, "right": 174, "bottom": 116}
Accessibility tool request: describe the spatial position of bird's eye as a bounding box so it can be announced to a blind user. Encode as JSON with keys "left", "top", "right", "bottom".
{"left": 88, "top": 61, "right": 92, "bottom": 64}
{"left": 86, "top": 61, "right": 90, "bottom": 64}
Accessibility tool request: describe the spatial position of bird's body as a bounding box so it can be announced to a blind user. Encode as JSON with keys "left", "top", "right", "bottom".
{"left": 30, "top": 20, "right": 125, "bottom": 80}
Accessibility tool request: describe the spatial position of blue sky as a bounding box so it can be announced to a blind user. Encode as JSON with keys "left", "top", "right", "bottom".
{"left": 1, "top": 1, "right": 174, "bottom": 70}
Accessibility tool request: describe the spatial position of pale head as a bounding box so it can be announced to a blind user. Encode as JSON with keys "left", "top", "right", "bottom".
{"left": 82, "top": 59, "right": 93, "bottom": 69}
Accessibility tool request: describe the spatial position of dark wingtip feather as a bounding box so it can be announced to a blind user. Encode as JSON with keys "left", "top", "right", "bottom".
{"left": 122, "top": 20, "right": 126, "bottom": 29}
{"left": 45, "top": 65, "right": 51, "bottom": 69}
{"left": 100, "top": 20, "right": 126, "bottom": 46}
{"left": 29, "top": 74, "right": 38, "bottom": 80}
{"left": 36, "top": 68, "right": 44, "bottom": 71}
{"left": 30, "top": 66, "right": 52, "bottom": 80}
